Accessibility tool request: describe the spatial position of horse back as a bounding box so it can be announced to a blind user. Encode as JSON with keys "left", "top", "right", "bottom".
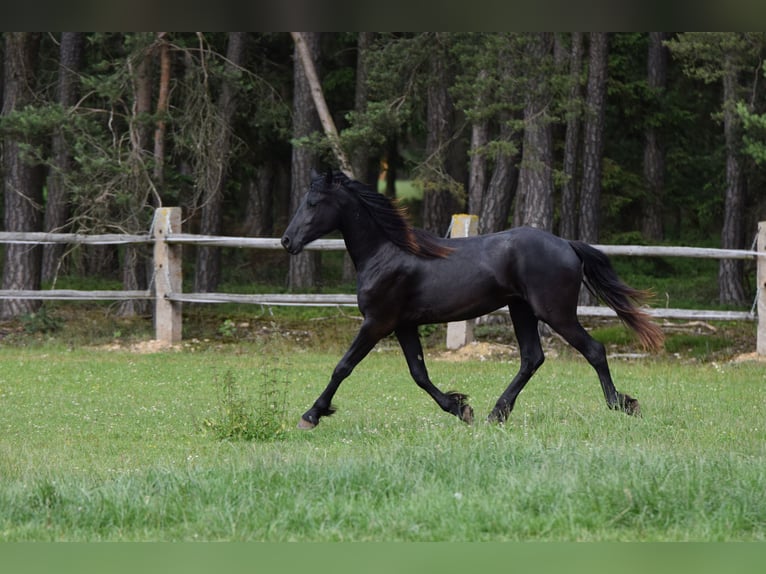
{"left": 357, "top": 227, "right": 583, "bottom": 325}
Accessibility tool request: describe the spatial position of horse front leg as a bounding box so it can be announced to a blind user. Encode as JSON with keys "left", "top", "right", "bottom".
{"left": 395, "top": 325, "right": 473, "bottom": 424}
{"left": 298, "top": 319, "right": 389, "bottom": 429}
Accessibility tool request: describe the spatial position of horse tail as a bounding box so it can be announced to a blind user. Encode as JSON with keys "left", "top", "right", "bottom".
{"left": 569, "top": 240, "right": 665, "bottom": 351}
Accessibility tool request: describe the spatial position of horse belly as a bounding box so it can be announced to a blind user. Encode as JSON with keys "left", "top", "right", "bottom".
{"left": 403, "top": 274, "right": 506, "bottom": 324}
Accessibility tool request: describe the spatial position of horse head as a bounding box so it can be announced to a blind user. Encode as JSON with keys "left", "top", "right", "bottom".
{"left": 281, "top": 170, "right": 346, "bottom": 254}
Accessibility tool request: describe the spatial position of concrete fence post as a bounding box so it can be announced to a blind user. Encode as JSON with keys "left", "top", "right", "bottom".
{"left": 758, "top": 221, "right": 765, "bottom": 356}
{"left": 153, "top": 207, "right": 182, "bottom": 344}
{"left": 446, "top": 213, "right": 479, "bottom": 350}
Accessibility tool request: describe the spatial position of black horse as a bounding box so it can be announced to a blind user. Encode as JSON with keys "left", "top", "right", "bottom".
{"left": 281, "top": 170, "right": 664, "bottom": 429}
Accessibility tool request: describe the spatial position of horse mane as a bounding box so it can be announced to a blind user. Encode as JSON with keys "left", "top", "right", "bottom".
{"left": 333, "top": 172, "right": 453, "bottom": 259}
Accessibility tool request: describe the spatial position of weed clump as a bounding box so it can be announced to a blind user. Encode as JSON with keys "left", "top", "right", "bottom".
{"left": 203, "top": 366, "right": 288, "bottom": 442}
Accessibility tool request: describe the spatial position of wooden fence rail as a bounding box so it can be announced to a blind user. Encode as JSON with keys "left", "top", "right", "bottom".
{"left": 0, "top": 208, "right": 763, "bottom": 355}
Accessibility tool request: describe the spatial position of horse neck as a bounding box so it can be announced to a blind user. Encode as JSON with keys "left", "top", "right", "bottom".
{"left": 338, "top": 203, "right": 389, "bottom": 270}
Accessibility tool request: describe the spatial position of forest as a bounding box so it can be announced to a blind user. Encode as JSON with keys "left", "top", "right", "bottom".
{"left": 1, "top": 32, "right": 765, "bottom": 320}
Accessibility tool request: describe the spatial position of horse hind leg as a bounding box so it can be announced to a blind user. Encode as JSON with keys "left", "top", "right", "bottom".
{"left": 488, "top": 299, "right": 545, "bottom": 423}
{"left": 547, "top": 316, "right": 640, "bottom": 416}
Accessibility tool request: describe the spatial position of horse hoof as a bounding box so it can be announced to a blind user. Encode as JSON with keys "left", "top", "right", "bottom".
{"left": 297, "top": 417, "right": 316, "bottom": 430}
{"left": 624, "top": 399, "right": 641, "bottom": 417}
{"left": 487, "top": 412, "right": 505, "bottom": 425}
{"left": 461, "top": 404, "right": 474, "bottom": 425}
{"left": 618, "top": 394, "right": 641, "bottom": 417}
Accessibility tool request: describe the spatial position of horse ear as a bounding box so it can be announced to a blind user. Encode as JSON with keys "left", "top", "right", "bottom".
{"left": 324, "top": 170, "right": 334, "bottom": 187}
{"left": 310, "top": 168, "right": 321, "bottom": 180}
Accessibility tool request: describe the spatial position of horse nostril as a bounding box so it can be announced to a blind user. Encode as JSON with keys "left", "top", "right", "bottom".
{"left": 281, "top": 235, "right": 291, "bottom": 249}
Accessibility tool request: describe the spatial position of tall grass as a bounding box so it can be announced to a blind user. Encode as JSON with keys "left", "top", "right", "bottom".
{"left": 0, "top": 343, "right": 763, "bottom": 541}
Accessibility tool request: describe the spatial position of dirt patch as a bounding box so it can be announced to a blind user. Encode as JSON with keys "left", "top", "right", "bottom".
{"left": 732, "top": 352, "right": 766, "bottom": 363}
{"left": 436, "top": 341, "right": 517, "bottom": 362}
{"left": 97, "top": 339, "right": 181, "bottom": 354}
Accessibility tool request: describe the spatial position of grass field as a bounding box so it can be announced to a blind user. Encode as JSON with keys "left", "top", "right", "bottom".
{"left": 0, "top": 327, "right": 764, "bottom": 541}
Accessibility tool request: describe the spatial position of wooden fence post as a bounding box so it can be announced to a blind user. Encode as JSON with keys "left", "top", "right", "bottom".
{"left": 446, "top": 214, "right": 479, "bottom": 350}
{"left": 153, "top": 207, "right": 182, "bottom": 344}
{"left": 758, "top": 221, "right": 766, "bottom": 356}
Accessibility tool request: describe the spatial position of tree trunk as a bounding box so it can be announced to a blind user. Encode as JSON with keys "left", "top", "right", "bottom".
{"left": 578, "top": 32, "right": 609, "bottom": 245}
{"left": 422, "top": 34, "right": 460, "bottom": 236}
{"left": 642, "top": 32, "right": 668, "bottom": 241}
{"left": 243, "top": 164, "right": 276, "bottom": 237}
{"left": 194, "top": 32, "right": 247, "bottom": 293}
{"left": 153, "top": 32, "right": 171, "bottom": 190}
{"left": 42, "top": 32, "right": 84, "bottom": 284}
{"left": 288, "top": 32, "right": 321, "bottom": 290}
{"left": 119, "top": 39, "right": 154, "bottom": 316}
{"left": 577, "top": 33, "right": 609, "bottom": 306}
{"left": 479, "top": 114, "right": 518, "bottom": 234}
{"left": 559, "top": 32, "right": 583, "bottom": 240}
{"left": 719, "top": 51, "right": 747, "bottom": 305}
{"left": 515, "top": 33, "right": 555, "bottom": 231}
{"left": 351, "top": 32, "right": 379, "bottom": 184}
{"left": 1, "top": 33, "right": 44, "bottom": 319}
{"left": 291, "top": 32, "right": 354, "bottom": 177}
{"left": 467, "top": 69, "right": 489, "bottom": 216}
{"left": 468, "top": 118, "right": 489, "bottom": 216}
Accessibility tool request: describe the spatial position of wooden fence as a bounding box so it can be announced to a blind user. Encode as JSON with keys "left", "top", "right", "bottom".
{"left": 0, "top": 207, "right": 764, "bottom": 355}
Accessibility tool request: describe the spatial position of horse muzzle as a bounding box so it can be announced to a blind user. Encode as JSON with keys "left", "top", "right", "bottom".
{"left": 281, "top": 234, "right": 303, "bottom": 255}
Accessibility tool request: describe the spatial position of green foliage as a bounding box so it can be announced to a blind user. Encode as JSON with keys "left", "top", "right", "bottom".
{"left": 737, "top": 101, "right": 766, "bottom": 164}
{"left": 0, "top": 103, "right": 66, "bottom": 140}
{"left": 412, "top": 166, "right": 466, "bottom": 202}
{"left": 663, "top": 332, "right": 733, "bottom": 359}
{"left": 666, "top": 33, "right": 765, "bottom": 84}
{"left": 203, "top": 368, "right": 288, "bottom": 442}
{"left": 352, "top": 32, "right": 436, "bottom": 169}
{"left": 611, "top": 254, "right": 723, "bottom": 308}
{"left": 217, "top": 318, "right": 237, "bottom": 339}
{"left": 588, "top": 324, "right": 636, "bottom": 347}
{"left": 341, "top": 101, "right": 399, "bottom": 157}
{"left": 20, "top": 306, "right": 63, "bottom": 334}
{"left": 291, "top": 132, "right": 338, "bottom": 166}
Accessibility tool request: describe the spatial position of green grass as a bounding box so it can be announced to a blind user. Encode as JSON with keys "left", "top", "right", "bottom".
{"left": 0, "top": 339, "right": 763, "bottom": 541}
